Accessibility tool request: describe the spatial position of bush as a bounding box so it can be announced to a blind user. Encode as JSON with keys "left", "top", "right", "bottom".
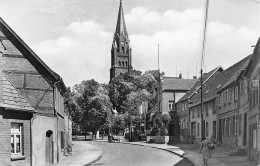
{"left": 160, "top": 127, "right": 168, "bottom": 136}
{"left": 162, "top": 114, "right": 171, "bottom": 126}
{"left": 150, "top": 128, "right": 159, "bottom": 136}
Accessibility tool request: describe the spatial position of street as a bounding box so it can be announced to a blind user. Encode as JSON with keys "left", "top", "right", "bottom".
{"left": 87, "top": 140, "right": 190, "bottom": 166}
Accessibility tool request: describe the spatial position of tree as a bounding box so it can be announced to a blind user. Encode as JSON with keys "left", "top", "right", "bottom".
{"left": 111, "top": 115, "right": 125, "bottom": 135}
{"left": 82, "top": 96, "right": 110, "bottom": 137}
{"left": 64, "top": 87, "right": 83, "bottom": 135}
{"left": 68, "top": 79, "right": 112, "bottom": 138}
{"left": 155, "top": 114, "right": 162, "bottom": 126}
{"left": 162, "top": 113, "right": 171, "bottom": 126}
{"left": 109, "top": 69, "right": 164, "bottom": 114}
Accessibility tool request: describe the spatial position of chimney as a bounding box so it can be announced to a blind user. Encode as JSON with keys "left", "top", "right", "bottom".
{"left": 193, "top": 76, "right": 197, "bottom": 79}
{"left": 179, "top": 73, "right": 182, "bottom": 79}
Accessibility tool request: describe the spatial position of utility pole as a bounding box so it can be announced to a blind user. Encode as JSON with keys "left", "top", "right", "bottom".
{"left": 158, "top": 44, "right": 161, "bottom": 114}
{"left": 200, "top": 0, "right": 210, "bottom": 139}
{"left": 129, "top": 111, "right": 132, "bottom": 142}
{"left": 200, "top": 69, "right": 204, "bottom": 138}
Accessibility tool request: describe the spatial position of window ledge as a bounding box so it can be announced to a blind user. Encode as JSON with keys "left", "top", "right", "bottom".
{"left": 11, "top": 154, "right": 26, "bottom": 161}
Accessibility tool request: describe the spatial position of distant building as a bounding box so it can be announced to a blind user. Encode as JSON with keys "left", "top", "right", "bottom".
{"left": 177, "top": 67, "right": 223, "bottom": 143}
{"left": 245, "top": 37, "right": 260, "bottom": 163}
{"left": 110, "top": 0, "right": 133, "bottom": 81}
{"left": 146, "top": 75, "right": 196, "bottom": 142}
{"left": 215, "top": 55, "right": 251, "bottom": 149}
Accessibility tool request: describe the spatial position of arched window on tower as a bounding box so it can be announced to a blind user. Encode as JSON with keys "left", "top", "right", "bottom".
{"left": 125, "top": 61, "right": 128, "bottom": 67}
{"left": 122, "top": 61, "right": 125, "bottom": 67}
{"left": 121, "top": 46, "right": 124, "bottom": 52}
{"left": 119, "top": 61, "right": 121, "bottom": 66}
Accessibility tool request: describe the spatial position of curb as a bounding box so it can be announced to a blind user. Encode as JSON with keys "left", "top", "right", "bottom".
{"left": 84, "top": 150, "right": 103, "bottom": 166}
{"left": 121, "top": 142, "right": 195, "bottom": 166}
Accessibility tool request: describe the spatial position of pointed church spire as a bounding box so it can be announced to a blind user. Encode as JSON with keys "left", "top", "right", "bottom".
{"left": 110, "top": 0, "right": 132, "bottom": 81}
{"left": 115, "top": 0, "right": 128, "bottom": 43}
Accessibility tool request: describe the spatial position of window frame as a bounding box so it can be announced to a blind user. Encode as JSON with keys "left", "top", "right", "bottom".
{"left": 206, "top": 122, "right": 209, "bottom": 137}
{"left": 11, "top": 123, "right": 22, "bottom": 155}
{"left": 197, "top": 123, "right": 200, "bottom": 137}
{"left": 235, "top": 86, "right": 238, "bottom": 100}
{"left": 168, "top": 100, "right": 174, "bottom": 111}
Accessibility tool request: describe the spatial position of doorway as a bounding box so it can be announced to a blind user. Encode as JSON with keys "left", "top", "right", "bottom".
{"left": 218, "top": 119, "right": 222, "bottom": 143}
{"left": 243, "top": 113, "right": 247, "bottom": 146}
{"left": 169, "top": 123, "right": 175, "bottom": 136}
{"left": 46, "top": 130, "right": 54, "bottom": 164}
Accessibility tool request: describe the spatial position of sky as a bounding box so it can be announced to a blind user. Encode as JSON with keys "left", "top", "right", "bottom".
{"left": 0, "top": 0, "right": 260, "bottom": 87}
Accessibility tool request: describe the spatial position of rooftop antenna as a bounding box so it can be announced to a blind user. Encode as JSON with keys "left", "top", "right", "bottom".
{"left": 196, "top": 60, "right": 198, "bottom": 78}
{"left": 176, "top": 65, "right": 178, "bottom": 77}
{"left": 187, "top": 66, "right": 189, "bottom": 78}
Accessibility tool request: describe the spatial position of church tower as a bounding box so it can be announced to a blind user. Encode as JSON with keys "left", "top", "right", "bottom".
{"left": 110, "top": 0, "right": 133, "bottom": 81}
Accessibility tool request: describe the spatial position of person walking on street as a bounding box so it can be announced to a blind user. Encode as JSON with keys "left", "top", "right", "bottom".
{"left": 200, "top": 137, "right": 211, "bottom": 166}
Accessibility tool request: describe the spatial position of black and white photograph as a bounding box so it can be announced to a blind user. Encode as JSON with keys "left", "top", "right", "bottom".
{"left": 0, "top": 0, "right": 260, "bottom": 165}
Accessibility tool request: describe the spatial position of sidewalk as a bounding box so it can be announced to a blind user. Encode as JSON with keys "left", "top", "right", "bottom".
{"left": 57, "top": 136, "right": 250, "bottom": 166}
{"left": 116, "top": 135, "right": 250, "bottom": 166}
{"left": 55, "top": 140, "right": 102, "bottom": 166}
{"left": 122, "top": 141, "right": 185, "bottom": 156}
{"left": 173, "top": 143, "right": 250, "bottom": 166}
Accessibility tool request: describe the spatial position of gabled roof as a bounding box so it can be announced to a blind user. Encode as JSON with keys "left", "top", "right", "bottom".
{"left": 0, "top": 74, "right": 34, "bottom": 112}
{"left": 189, "top": 55, "right": 252, "bottom": 107}
{"left": 162, "top": 76, "right": 197, "bottom": 92}
{"left": 245, "top": 37, "right": 260, "bottom": 77}
{"left": 0, "top": 17, "right": 66, "bottom": 92}
{"left": 220, "top": 56, "right": 251, "bottom": 91}
{"left": 177, "top": 66, "right": 223, "bottom": 103}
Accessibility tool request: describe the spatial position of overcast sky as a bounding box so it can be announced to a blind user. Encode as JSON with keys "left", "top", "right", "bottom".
{"left": 0, "top": 0, "right": 260, "bottom": 87}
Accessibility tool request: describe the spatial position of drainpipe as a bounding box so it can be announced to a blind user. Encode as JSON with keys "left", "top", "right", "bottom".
{"left": 30, "top": 113, "right": 36, "bottom": 166}
{"left": 53, "top": 80, "right": 61, "bottom": 163}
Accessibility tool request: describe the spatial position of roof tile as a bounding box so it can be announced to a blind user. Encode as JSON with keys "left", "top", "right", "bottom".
{"left": 1, "top": 74, "right": 34, "bottom": 111}
{"left": 189, "top": 55, "right": 252, "bottom": 107}
{"left": 162, "top": 77, "right": 196, "bottom": 91}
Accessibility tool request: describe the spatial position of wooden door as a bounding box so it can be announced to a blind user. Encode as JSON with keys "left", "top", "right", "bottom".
{"left": 243, "top": 113, "right": 247, "bottom": 146}
{"left": 218, "top": 119, "right": 222, "bottom": 143}
{"left": 46, "top": 130, "right": 53, "bottom": 164}
{"left": 213, "top": 121, "right": 217, "bottom": 140}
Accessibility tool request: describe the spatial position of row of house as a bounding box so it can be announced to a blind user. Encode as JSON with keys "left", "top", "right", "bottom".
{"left": 172, "top": 37, "right": 260, "bottom": 164}
{"left": 0, "top": 18, "right": 72, "bottom": 166}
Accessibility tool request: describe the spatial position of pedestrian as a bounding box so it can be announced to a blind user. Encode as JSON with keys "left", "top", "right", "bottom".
{"left": 200, "top": 137, "right": 211, "bottom": 166}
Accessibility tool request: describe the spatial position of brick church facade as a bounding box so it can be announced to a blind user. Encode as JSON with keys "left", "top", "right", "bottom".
{"left": 110, "top": 0, "right": 133, "bottom": 81}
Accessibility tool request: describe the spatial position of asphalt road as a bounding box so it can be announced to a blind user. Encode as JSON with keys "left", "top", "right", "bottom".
{"left": 87, "top": 141, "right": 190, "bottom": 166}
